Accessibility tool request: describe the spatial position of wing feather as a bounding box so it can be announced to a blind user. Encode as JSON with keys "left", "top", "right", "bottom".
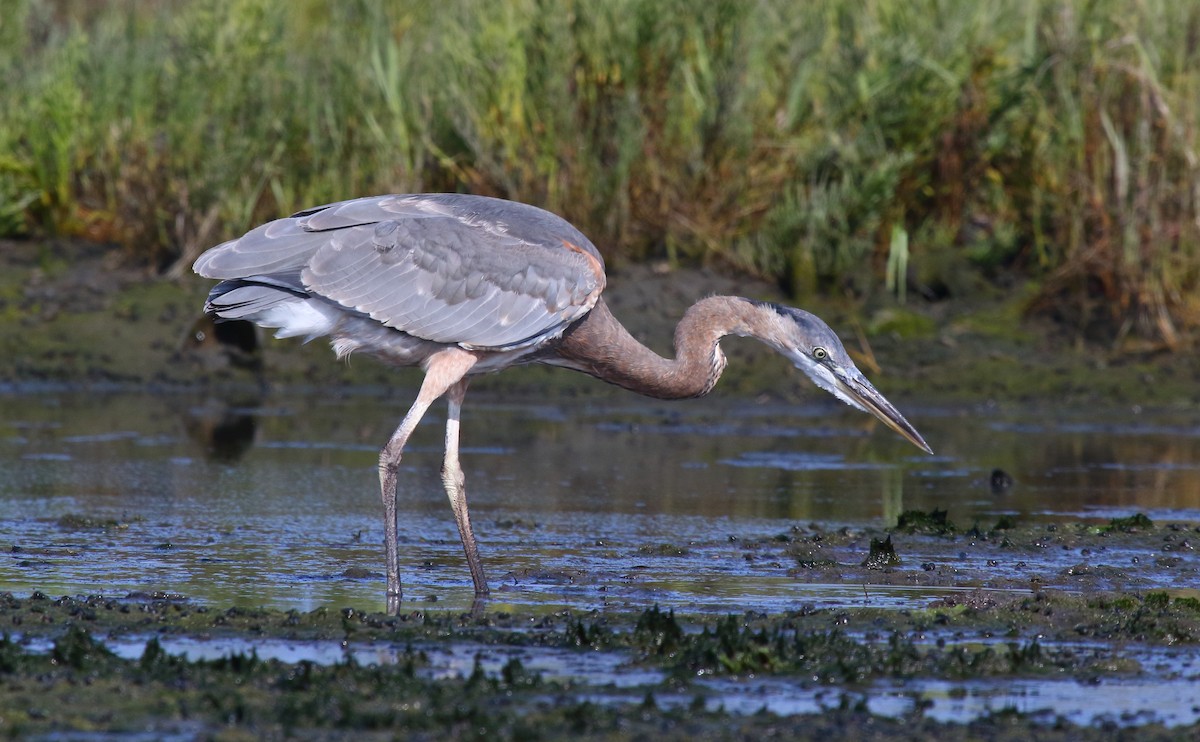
{"left": 194, "top": 194, "right": 605, "bottom": 351}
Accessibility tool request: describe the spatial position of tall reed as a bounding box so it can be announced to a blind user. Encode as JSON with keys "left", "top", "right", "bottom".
{"left": 2, "top": 0, "right": 1197, "bottom": 346}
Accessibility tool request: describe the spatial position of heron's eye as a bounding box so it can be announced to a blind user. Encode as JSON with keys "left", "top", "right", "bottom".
{"left": 813, "top": 347, "right": 828, "bottom": 360}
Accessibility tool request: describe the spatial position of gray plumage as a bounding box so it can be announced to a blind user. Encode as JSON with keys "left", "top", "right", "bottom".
{"left": 194, "top": 193, "right": 931, "bottom": 611}
{"left": 196, "top": 194, "right": 605, "bottom": 353}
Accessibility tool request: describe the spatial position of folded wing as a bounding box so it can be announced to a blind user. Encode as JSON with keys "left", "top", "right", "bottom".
{"left": 194, "top": 194, "right": 606, "bottom": 351}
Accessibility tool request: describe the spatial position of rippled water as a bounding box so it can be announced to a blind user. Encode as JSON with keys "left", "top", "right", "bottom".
{"left": 5, "top": 385, "right": 1200, "bottom": 728}
{"left": 2, "top": 386, "right": 1199, "bottom": 613}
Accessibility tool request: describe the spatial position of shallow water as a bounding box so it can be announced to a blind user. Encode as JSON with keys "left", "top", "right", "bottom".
{"left": 2, "top": 387, "right": 1199, "bottom": 613}
{"left": 5, "top": 386, "right": 1200, "bottom": 728}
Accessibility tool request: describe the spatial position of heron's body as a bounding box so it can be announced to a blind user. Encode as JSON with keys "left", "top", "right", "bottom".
{"left": 195, "top": 193, "right": 931, "bottom": 610}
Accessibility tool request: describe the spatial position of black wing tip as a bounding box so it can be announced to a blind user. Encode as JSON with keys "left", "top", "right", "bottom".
{"left": 204, "top": 278, "right": 310, "bottom": 317}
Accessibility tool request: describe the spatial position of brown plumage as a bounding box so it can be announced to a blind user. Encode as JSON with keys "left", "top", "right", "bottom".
{"left": 195, "top": 193, "right": 931, "bottom": 611}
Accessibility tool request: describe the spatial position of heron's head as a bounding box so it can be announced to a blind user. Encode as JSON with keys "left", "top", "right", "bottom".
{"left": 753, "top": 302, "right": 932, "bottom": 454}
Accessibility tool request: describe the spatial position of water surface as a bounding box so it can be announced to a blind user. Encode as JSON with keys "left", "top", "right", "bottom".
{"left": 2, "top": 387, "right": 1197, "bottom": 613}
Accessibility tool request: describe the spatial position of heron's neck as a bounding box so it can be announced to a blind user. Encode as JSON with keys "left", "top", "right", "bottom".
{"left": 548, "top": 296, "right": 763, "bottom": 400}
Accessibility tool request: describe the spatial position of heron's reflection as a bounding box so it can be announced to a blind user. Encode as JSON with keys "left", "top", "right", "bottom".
{"left": 179, "top": 316, "right": 263, "bottom": 375}
{"left": 182, "top": 399, "right": 258, "bottom": 463}
{"left": 177, "top": 315, "right": 264, "bottom": 462}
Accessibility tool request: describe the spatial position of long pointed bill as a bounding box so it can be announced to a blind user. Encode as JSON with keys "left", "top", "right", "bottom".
{"left": 833, "top": 369, "right": 933, "bottom": 454}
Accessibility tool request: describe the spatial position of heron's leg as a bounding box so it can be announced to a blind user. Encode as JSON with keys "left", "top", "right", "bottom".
{"left": 380, "top": 349, "right": 477, "bottom": 613}
{"left": 442, "top": 379, "right": 489, "bottom": 596}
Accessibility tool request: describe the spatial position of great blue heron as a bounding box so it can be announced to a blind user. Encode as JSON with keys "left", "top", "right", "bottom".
{"left": 194, "top": 193, "right": 931, "bottom": 609}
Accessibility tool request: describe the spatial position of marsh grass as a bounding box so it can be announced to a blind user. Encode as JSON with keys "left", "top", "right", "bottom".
{"left": 2, "top": 0, "right": 1198, "bottom": 347}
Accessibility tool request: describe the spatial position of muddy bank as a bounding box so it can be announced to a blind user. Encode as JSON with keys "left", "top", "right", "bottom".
{"left": 2, "top": 238, "right": 1197, "bottom": 408}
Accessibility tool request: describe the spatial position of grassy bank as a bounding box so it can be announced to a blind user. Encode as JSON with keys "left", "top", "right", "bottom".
{"left": 2, "top": 0, "right": 1199, "bottom": 348}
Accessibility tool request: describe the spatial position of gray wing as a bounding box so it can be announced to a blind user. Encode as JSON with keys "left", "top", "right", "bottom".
{"left": 194, "top": 194, "right": 606, "bottom": 350}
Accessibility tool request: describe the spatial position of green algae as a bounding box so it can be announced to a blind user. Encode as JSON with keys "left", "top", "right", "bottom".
{"left": 54, "top": 513, "right": 141, "bottom": 531}
{"left": 862, "top": 535, "right": 902, "bottom": 569}
{"left": 867, "top": 308, "right": 938, "bottom": 340}
{"left": 0, "top": 591, "right": 1198, "bottom": 738}
{"left": 1106, "top": 513, "right": 1155, "bottom": 533}
{"left": 895, "top": 509, "right": 957, "bottom": 536}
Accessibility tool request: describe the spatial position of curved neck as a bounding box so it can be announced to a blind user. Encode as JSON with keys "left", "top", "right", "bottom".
{"left": 547, "top": 296, "right": 763, "bottom": 400}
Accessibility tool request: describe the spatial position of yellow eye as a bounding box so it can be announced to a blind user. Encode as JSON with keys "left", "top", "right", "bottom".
{"left": 813, "top": 347, "right": 828, "bottom": 360}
